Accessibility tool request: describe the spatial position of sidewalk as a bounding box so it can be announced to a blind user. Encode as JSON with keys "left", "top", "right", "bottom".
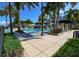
{"left": 21, "top": 30, "right": 74, "bottom": 57}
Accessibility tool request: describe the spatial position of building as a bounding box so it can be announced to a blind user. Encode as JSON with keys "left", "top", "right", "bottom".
{"left": 59, "top": 20, "right": 74, "bottom": 31}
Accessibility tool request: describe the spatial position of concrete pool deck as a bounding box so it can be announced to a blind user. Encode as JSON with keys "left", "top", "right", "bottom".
{"left": 21, "top": 30, "right": 74, "bottom": 57}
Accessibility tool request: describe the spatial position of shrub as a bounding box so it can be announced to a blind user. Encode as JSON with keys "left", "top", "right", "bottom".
{"left": 52, "top": 28, "right": 62, "bottom": 35}
{"left": 16, "top": 30, "right": 23, "bottom": 33}
{"left": 2, "top": 33, "right": 24, "bottom": 57}
{"left": 53, "top": 38, "right": 79, "bottom": 57}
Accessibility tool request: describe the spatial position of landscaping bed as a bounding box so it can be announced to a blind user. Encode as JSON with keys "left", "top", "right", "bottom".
{"left": 49, "top": 28, "right": 62, "bottom": 36}
{"left": 53, "top": 38, "right": 79, "bottom": 57}
{"left": 2, "top": 33, "right": 24, "bottom": 57}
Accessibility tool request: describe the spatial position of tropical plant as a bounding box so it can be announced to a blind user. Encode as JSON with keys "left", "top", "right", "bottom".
{"left": 13, "top": 2, "right": 39, "bottom": 32}
{"left": 40, "top": 2, "right": 44, "bottom": 35}
{"left": 2, "top": 33, "right": 24, "bottom": 56}
{"left": 0, "top": 2, "right": 16, "bottom": 34}
{"left": 2, "top": 6, "right": 8, "bottom": 27}
{"left": 65, "top": 9, "right": 79, "bottom": 29}
{"left": 25, "top": 19, "right": 33, "bottom": 24}
{"left": 43, "top": 2, "right": 77, "bottom": 32}
{"left": 65, "top": 9, "right": 73, "bottom": 20}
{"left": 56, "top": 2, "right": 77, "bottom": 28}
{"left": 43, "top": 2, "right": 66, "bottom": 32}
{"left": 8, "top": 2, "right": 14, "bottom": 34}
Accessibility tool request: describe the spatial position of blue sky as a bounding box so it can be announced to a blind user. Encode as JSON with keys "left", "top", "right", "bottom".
{"left": 0, "top": 2, "right": 42, "bottom": 26}
{"left": 0, "top": 2, "right": 79, "bottom": 26}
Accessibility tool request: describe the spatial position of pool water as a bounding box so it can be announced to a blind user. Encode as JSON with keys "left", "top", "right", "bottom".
{"left": 23, "top": 28, "right": 51, "bottom": 33}
{"left": 4, "top": 29, "right": 15, "bottom": 33}
{"left": 4, "top": 28, "right": 51, "bottom": 33}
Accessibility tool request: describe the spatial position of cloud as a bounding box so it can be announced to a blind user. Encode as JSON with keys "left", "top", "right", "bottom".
{"left": 0, "top": 21, "right": 10, "bottom": 26}
{"left": 60, "top": 10, "right": 64, "bottom": 14}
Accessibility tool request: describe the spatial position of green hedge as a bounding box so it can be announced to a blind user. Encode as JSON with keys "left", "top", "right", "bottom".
{"left": 53, "top": 38, "right": 79, "bottom": 57}
{"left": 2, "top": 33, "right": 24, "bottom": 57}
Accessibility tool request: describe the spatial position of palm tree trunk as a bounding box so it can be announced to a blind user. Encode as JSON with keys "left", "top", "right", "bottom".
{"left": 53, "top": 8, "right": 58, "bottom": 29}
{"left": 52, "top": 10, "right": 55, "bottom": 29}
{"left": 9, "top": 2, "right": 13, "bottom": 34}
{"left": 17, "top": 8, "right": 21, "bottom": 32}
{"left": 53, "top": 4, "right": 59, "bottom": 29}
{"left": 48, "top": 3, "right": 53, "bottom": 32}
{"left": 41, "top": 2, "right": 44, "bottom": 36}
{"left": 57, "top": 6, "right": 60, "bottom": 28}
{"left": 50, "top": 14, "right": 53, "bottom": 31}
{"left": 6, "top": 15, "right": 8, "bottom": 28}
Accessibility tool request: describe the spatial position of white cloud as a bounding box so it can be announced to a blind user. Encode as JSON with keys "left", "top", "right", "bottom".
{"left": 0, "top": 21, "right": 10, "bottom": 26}
{"left": 60, "top": 10, "right": 64, "bottom": 14}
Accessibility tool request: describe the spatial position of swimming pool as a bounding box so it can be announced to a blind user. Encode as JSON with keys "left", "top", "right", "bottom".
{"left": 4, "top": 28, "right": 51, "bottom": 33}
{"left": 23, "top": 28, "right": 51, "bottom": 33}
{"left": 4, "top": 29, "right": 15, "bottom": 33}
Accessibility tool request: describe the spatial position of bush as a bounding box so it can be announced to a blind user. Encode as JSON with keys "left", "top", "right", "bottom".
{"left": 2, "top": 33, "right": 24, "bottom": 57}
{"left": 53, "top": 38, "right": 79, "bottom": 57}
{"left": 16, "top": 30, "right": 23, "bottom": 33}
{"left": 52, "top": 28, "right": 62, "bottom": 35}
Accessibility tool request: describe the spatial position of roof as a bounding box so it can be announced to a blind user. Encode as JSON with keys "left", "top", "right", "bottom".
{"left": 59, "top": 20, "right": 74, "bottom": 24}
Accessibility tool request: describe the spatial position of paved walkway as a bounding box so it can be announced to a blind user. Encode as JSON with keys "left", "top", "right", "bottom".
{"left": 21, "top": 30, "right": 74, "bottom": 57}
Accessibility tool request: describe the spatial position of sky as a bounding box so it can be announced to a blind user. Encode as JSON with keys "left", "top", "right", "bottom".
{"left": 0, "top": 2, "right": 79, "bottom": 26}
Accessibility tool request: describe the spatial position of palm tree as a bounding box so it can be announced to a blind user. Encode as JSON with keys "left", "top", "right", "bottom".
{"left": 14, "top": 2, "right": 39, "bottom": 32}
{"left": 43, "top": 2, "right": 77, "bottom": 32}
{"left": 25, "top": 19, "right": 33, "bottom": 24}
{"left": 65, "top": 9, "right": 79, "bottom": 28}
{"left": 41, "top": 2, "right": 44, "bottom": 35}
{"left": 43, "top": 3, "right": 54, "bottom": 31}
{"left": 14, "top": 3, "right": 21, "bottom": 32}
{"left": 8, "top": 2, "right": 13, "bottom": 34}
{"left": 0, "top": 3, "right": 16, "bottom": 34}
{"left": 2, "top": 8, "right": 8, "bottom": 27}
{"left": 0, "top": 8, "right": 8, "bottom": 27}
{"left": 55, "top": 2, "right": 77, "bottom": 28}
{"left": 65, "top": 9, "right": 74, "bottom": 20}
{"left": 2, "top": 4, "right": 15, "bottom": 28}
{"left": 43, "top": 2, "right": 66, "bottom": 32}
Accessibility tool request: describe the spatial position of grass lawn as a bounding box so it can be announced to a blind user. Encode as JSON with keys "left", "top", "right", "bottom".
{"left": 2, "top": 33, "right": 24, "bottom": 57}
{"left": 53, "top": 38, "right": 79, "bottom": 57}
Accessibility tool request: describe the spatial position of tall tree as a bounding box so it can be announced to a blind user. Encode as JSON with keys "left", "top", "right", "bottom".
{"left": 25, "top": 19, "right": 33, "bottom": 24}
{"left": 2, "top": 4, "right": 15, "bottom": 28}
{"left": 43, "top": 2, "right": 66, "bottom": 31}
{"left": 9, "top": 2, "right": 13, "bottom": 34}
{"left": 14, "top": 2, "right": 39, "bottom": 32}
{"left": 65, "top": 9, "right": 79, "bottom": 28}
{"left": 43, "top": 2, "right": 77, "bottom": 32}
{"left": 2, "top": 5, "right": 8, "bottom": 27}
{"left": 41, "top": 2, "right": 44, "bottom": 35}
{"left": 0, "top": 2, "right": 15, "bottom": 34}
